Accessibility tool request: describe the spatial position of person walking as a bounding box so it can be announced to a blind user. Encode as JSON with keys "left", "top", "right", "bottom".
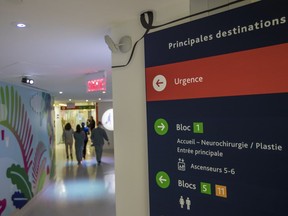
{"left": 62, "top": 122, "right": 74, "bottom": 160}
{"left": 88, "top": 116, "right": 95, "bottom": 132}
{"left": 90, "top": 121, "right": 110, "bottom": 165}
{"left": 74, "top": 124, "right": 85, "bottom": 165}
{"left": 81, "top": 122, "right": 89, "bottom": 159}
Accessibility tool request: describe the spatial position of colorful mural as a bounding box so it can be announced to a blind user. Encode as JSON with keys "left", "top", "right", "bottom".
{"left": 0, "top": 82, "right": 54, "bottom": 216}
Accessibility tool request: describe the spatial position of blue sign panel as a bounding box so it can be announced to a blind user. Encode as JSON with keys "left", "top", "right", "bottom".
{"left": 145, "top": 1, "right": 288, "bottom": 216}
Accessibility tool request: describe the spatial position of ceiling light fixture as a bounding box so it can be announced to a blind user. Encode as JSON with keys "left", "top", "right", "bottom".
{"left": 21, "top": 77, "right": 34, "bottom": 85}
{"left": 16, "top": 23, "right": 27, "bottom": 28}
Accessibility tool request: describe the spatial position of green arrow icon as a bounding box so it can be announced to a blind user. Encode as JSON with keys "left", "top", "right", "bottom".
{"left": 156, "top": 171, "right": 170, "bottom": 189}
{"left": 154, "top": 118, "right": 168, "bottom": 135}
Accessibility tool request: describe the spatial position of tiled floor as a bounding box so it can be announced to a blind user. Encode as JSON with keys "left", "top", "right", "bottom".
{"left": 17, "top": 143, "right": 116, "bottom": 216}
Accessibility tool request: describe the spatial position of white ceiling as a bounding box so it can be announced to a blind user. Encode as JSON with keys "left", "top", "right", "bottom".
{"left": 0, "top": 0, "right": 184, "bottom": 104}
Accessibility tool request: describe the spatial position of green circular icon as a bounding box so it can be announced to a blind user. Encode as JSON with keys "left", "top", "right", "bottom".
{"left": 156, "top": 171, "right": 170, "bottom": 189}
{"left": 154, "top": 118, "right": 168, "bottom": 135}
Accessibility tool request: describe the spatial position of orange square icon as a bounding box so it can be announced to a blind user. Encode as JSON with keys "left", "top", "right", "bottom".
{"left": 215, "top": 184, "right": 227, "bottom": 198}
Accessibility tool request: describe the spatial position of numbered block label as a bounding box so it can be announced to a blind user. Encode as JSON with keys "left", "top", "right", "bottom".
{"left": 193, "top": 122, "right": 204, "bottom": 134}
{"left": 215, "top": 184, "right": 227, "bottom": 198}
{"left": 200, "top": 182, "right": 211, "bottom": 195}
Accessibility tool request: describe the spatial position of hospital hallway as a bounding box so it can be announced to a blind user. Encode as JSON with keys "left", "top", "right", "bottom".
{"left": 15, "top": 144, "right": 116, "bottom": 216}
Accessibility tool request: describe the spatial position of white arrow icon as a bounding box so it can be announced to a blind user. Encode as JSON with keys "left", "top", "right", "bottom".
{"left": 157, "top": 123, "right": 165, "bottom": 131}
{"left": 153, "top": 75, "right": 167, "bottom": 92}
{"left": 159, "top": 175, "right": 167, "bottom": 184}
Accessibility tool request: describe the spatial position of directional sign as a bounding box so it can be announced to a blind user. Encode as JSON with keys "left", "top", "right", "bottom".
{"left": 153, "top": 75, "right": 167, "bottom": 92}
{"left": 154, "top": 118, "right": 168, "bottom": 135}
{"left": 156, "top": 171, "right": 170, "bottom": 189}
{"left": 145, "top": 1, "right": 288, "bottom": 216}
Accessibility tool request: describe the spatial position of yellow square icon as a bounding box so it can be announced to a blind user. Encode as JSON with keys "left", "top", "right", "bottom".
{"left": 215, "top": 184, "right": 227, "bottom": 198}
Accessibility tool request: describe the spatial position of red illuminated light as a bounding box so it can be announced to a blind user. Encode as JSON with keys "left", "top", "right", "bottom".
{"left": 87, "top": 78, "right": 106, "bottom": 92}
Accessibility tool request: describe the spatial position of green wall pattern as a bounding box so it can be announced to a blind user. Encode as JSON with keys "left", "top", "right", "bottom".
{"left": 0, "top": 83, "right": 54, "bottom": 216}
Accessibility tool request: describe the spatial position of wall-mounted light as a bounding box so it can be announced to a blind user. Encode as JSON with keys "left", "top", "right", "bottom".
{"left": 21, "top": 77, "right": 34, "bottom": 85}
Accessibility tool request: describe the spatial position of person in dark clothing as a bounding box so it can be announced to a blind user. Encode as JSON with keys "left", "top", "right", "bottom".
{"left": 88, "top": 116, "right": 96, "bottom": 132}
{"left": 73, "top": 124, "right": 85, "bottom": 165}
{"left": 90, "top": 121, "right": 110, "bottom": 165}
{"left": 81, "top": 122, "right": 89, "bottom": 159}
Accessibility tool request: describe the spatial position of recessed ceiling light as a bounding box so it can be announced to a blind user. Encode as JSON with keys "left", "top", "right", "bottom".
{"left": 11, "top": 21, "right": 29, "bottom": 28}
{"left": 16, "top": 23, "right": 27, "bottom": 28}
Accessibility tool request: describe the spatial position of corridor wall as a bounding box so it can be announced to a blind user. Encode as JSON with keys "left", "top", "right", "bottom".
{"left": 0, "top": 81, "right": 55, "bottom": 216}
{"left": 111, "top": 2, "right": 191, "bottom": 216}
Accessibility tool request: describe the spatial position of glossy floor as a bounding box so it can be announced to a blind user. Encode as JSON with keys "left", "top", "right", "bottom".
{"left": 18, "top": 144, "right": 116, "bottom": 216}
